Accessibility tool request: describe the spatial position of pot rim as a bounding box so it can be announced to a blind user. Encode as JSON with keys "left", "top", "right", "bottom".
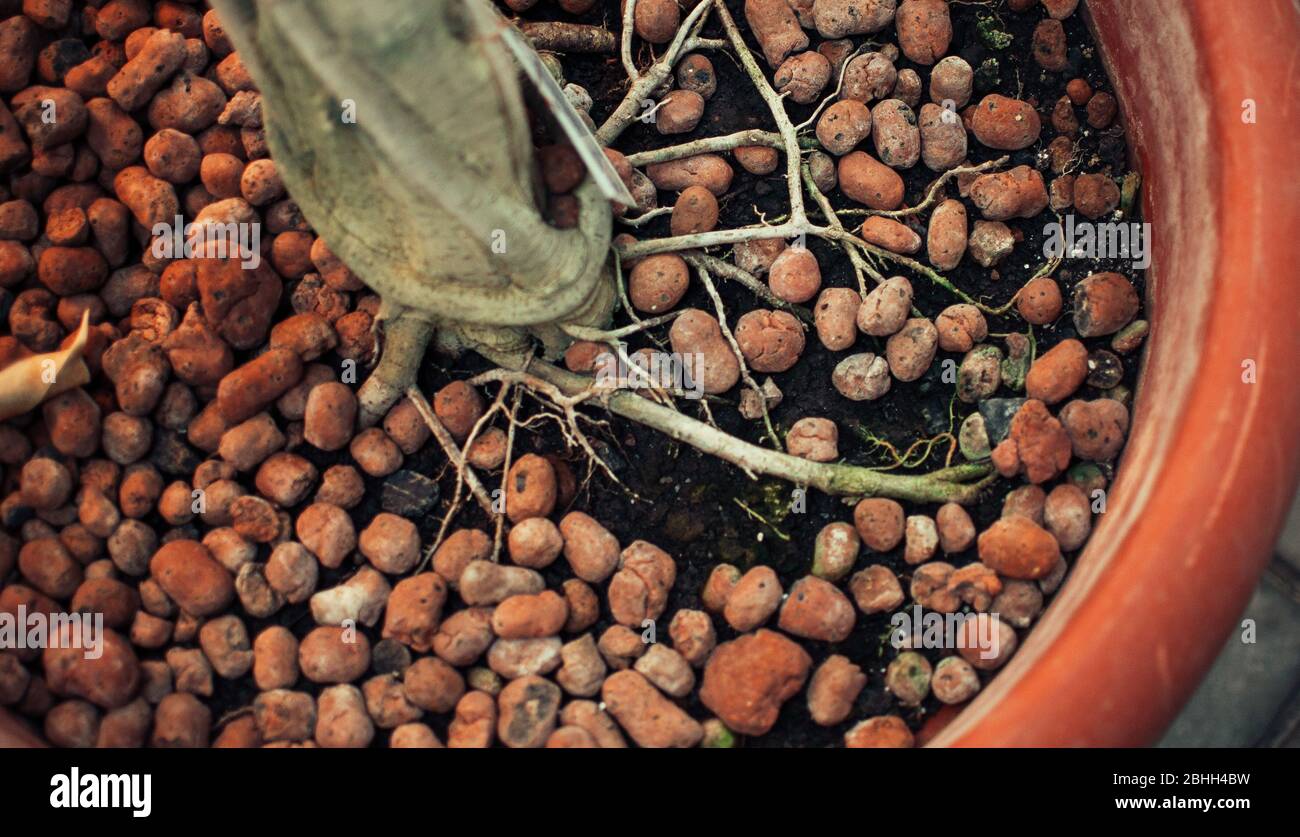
{"left": 930, "top": 0, "right": 1300, "bottom": 746}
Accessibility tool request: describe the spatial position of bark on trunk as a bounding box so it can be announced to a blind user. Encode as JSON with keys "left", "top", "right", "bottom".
{"left": 211, "top": 0, "right": 614, "bottom": 345}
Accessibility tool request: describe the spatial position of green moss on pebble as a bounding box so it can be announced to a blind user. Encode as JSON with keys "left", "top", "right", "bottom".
{"left": 977, "top": 14, "right": 1013, "bottom": 50}
{"left": 701, "top": 719, "right": 736, "bottom": 748}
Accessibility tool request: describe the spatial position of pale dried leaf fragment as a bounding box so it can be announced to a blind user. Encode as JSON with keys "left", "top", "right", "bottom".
{"left": 0, "top": 311, "right": 91, "bottom": 421}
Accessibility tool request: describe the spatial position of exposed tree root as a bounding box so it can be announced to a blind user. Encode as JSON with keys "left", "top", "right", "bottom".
{"left": 406, "top": 386, "right": 495, "bottom": 519}
{"left": 477, "top": 347, "right": 993, "bottom": 506}
{"left": 616, "top": 207, "right": 672, "bottom": 227}
{"left": 623, "top": 129, "right": 784, "bottom": 167}
{"left": 837, "top": 156, "right": 1009, "bottom": 220}
{"left": 415, "top": 382, "right": 511, "bottom": 564}
{"left": 980, "top": 215, "right": 1064, "bottom": 315}
{"left": 712, "top": 0, "right": 808, "bottom": 226}
{"left": 596, "top": 0, "right": 713, "bottom": 145}
{"left": 466, "top": 368, "right": 635, "bottom": 497}
{"left": 620, "top": 0, "right": 639, "bottom": 79}
{"left": 800, "top": 163, "right": 879, "bottom": 297}
{"left": 825, "top": 227, "right": 984, "bottom": 308}
{"left": 617, "top": 222, "right": 800, "bottom": 259}
{"left": 356, "top": 310, "right": 436, "bottom": 427}
{"left": 695, "top": 262, "right": 783, "bottom": 450}
{"left": 854, "top": 406, "right": 960, "bottom": 472}
{"left": 560, "top": 322, "right": 688, "bottom": 406}
{"left": 492, "top": 388, "right": 524, "bottom": 562}
{"left": 561, "top": 310, "right": 681, "bottom": 342}
{"left": 794, "top": 43, "right": 868, "bottom": 132}
{"left": 352, "top": 0, "right": 1013, "bottom": 515}
{"left": 609, "top": 253, "right": 667, "bottom": 352}
{"left": 683, "top": 252, "right": 813, "bottom": 324}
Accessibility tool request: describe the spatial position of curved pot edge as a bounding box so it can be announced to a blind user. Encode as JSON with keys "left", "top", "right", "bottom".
{"left": 931, "top": 0, "right": 1300, "bottom": 746}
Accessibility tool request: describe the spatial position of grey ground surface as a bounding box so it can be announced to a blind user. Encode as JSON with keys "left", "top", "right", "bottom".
{"left": 1157, "top": 491, "right": 1300, "bottom": 747}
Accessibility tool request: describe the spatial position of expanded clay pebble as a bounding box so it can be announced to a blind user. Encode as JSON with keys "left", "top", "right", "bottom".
{"left": 602, "top": 670, "right": 701, "bottom": 748}
{"left": 812, "top": 522, "right": 860, "bottom": 581}
{"left": 668, "top": 309, "right": 741, "bottom": 394}
{"left": 724, "top": 565, "right": 782, "bottom": 632}
{"left": 813, "top": 0, "right": 897, "bottom": 38}
{"left": 735, "top": 144, "right": 779, "bottom": 175}
{"left": 700, "top": 630, "right": 811, "bottom": 736}
{"left": 735, "top": 309, "right": 805, "bottom": 373}
{"left": 768, "top": 246, "right": 821, "bottom": 303}
{"left": 655, "top": 89, "right": 704, "bottom": 135}
{"left": 786, "top": 417, "right": 838, "bottom": 462}
{"left": 775, "top": 50, "right": 831, "bottom": 104}
{"left": 745, "top": 0, "right": 809, "bottom": 68}
{"left": 646, "top": 154, "right": 734, "bottom": 196}
{"left": 504, "top": 453, "right": 556, "bottom": 523}
{"left": 673, "top": 51, "right": 715, "bottom": 98}
{"left": 629, "top": 254, "right": 689, "bottom": 313}
{"left": 149, "top": 539, "right": 232, "bottom": 617}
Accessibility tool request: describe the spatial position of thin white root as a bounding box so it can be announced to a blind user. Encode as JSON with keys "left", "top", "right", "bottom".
{"left": 492, "top": 388, "right": 524, "bottom": 562}
{"left": 465, "top": 369, "right": 635, "bottom": 496}
{"left": 616, "top": 207, "right": 672, "bottom": 227}
{"left": 695, "top": 262, "right": 783, "bottom": 450}
{"left": 620, "top": 0, "right": 638, "bottom": 80}
{"left": 794, "top": 42, "right": 868, "bottom": 132}
{"left": 561, "top": 310, "right": 682, "bottom": 342}
{"left": 406, "top": 386, "right": 496, "bottom": 517}
{"left": 684, "top": 252, "right": 813, "bottom": 323}
{"left": 841, "top": 156, "right": 1009, "bottom": 219}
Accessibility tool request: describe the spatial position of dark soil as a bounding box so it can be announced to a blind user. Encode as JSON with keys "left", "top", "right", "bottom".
{"left": 202, "top": 1, "right": 1146, "bottom": 746}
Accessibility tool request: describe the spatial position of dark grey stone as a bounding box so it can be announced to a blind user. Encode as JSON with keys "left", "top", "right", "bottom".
{"left": 978, "top": 397, "right": 1025, "bottom": 445}
{"left": 381, "top": 469, "right": 439, "bottom": 517}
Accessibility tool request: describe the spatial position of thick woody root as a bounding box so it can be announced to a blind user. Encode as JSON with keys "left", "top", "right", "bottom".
{"left": 478, "top": 348, "right": 992, "bottom": 506}
{"left": 356, "top": 311, "right": 437, "bottom": 428}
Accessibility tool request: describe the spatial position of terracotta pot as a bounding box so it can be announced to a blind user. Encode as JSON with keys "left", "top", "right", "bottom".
{"left": 2, "top": 0, "right": 1298, "bottom": 749}
{"left": 930, "top": 0, "right": 1300, "bottom": 746}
